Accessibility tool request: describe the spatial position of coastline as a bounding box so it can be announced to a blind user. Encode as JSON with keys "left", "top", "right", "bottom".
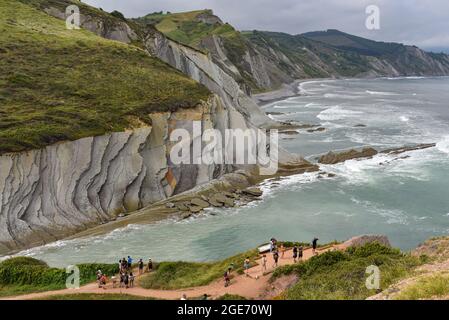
{"left": 3, "top": 76, "right": 444, "bottom": 258}
{"left": 0, "top": 81, "right": 323, "bottom": 257}
{"left": 252, "top": 78, "right": 336, "bottom": 106}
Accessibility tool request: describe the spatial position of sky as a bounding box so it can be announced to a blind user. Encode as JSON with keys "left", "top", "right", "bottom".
{"left": 84, "top": 0, "right": 449, "bottom": 53}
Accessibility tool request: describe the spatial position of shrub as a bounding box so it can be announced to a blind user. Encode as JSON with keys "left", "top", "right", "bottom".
{"left": 0, "top": 257, "right": 118, "bottom": 287}
{"left": 346, "top": 242, "right": 401, "bottom": 258}
{"left": 140, "top": 250, "right": 259, "bottom": 290}
{"left": 110, "top": 10, "right": 125, "bottom": 20}
{"left": 0, "top": 257, "right": 48, "bottom": 268}
{"left": 281, "top": 243, "right": 422, "bottom": 300}
{"left": 395, "top": 273, "right": 449, "bottom": 300}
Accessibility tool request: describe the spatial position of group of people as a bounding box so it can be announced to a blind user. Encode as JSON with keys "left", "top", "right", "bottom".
{"left": 95, "top": 256, "right": 154, "bottom": 289}
{"left": 223, "top": 237, "right": 320, "bottom": 287}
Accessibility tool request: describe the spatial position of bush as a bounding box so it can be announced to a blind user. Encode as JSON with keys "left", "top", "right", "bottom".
{"left": 305, "top": 251, "right": 349, "bottom": 274}
{"left": 139, "top": 250, "right": 259, "bottom": 290}
{"left": 0, "top": 257, "right": 48, "bottom": 268}
{"left": 110, "top": 10, "right": 125, "bottom": 20}
{"left": 0, "top": 257, "right": 118, "bottom": 287}
{"left": 346, "top": 242, "right": 401, "bottom": 258}
{"left": 280, "top": 243, "right": 422, "bottom": 300}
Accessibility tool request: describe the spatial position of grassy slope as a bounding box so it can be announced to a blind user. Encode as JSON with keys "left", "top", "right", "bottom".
{"left": 0, "top": 0, "right": 210, "bottom": 155}
{"left": 272, "top": 243, "right": 423, "bottom": 300}
{"left": 394, "top": 273, "right": 449, "bottom": 300}
{"left": 135, "top": 10, "right": 241, "bottom": 49}
{"left": 139, "top": 249, "right": 259, "bottom": 290}
{"left": 137, "top": 11, "right": 375, "bottom": 89}
{"left": 0, "top": 257, "right": 118, "bottom": 297}
{"left": 245, "top": 31, "right": 374, "bottom": 77}
{"left": 302, "top": 29, "right": 404, "bottom": 57}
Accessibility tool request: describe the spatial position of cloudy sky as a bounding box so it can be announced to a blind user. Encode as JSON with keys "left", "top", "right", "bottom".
{"left": 85, "top": 0, "right": 449, "bottom": 52}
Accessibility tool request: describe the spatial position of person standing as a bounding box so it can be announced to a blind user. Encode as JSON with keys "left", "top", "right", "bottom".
{"left": 298, "top": 246, "right": 304, "bottom": 261}
{"left": 146, "top": 258, "right": 153, "bottom": 272}
{"left": 261, "top": 255, "right": 267, "bottom": 272}
{"left": 127, "top": 256, "right": 133, "bottom": 270}
{"left": 244, "top": 257, "right": 251, "bottom": 276}
{"left": 224, "top": 269, "right": 231, "bottom": 287}
{"left": 120, "top": 272, "right": 125, "bottom": 288}
{"left": 129, "top": 272, "right": 135, "bottom": 288}
{"left": 124, "top": 272, "right": 129, "bottom": 289}
{"left": 312, "top": 238, "right": 319, "bottom": 255}
{"left": 273, "top": 250, "right": 279, "bottom": 268}
{"left": 280, "top": 243, "right": 285, "bottom": 259}
{"left": 138, "top": 259, "right": 144, "bottom": 275}
{"left": 292, "top": 246, "right": 298, "bottom": 263}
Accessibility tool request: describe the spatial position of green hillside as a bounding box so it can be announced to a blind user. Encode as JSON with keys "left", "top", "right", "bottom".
{"left": 247, "top": 31, "right": 374, "bottom": 76}
{"left": 134, "top": 10, "right": 242, "bottom": 50}
{"left": 302, "top": 29, "right": 405, "bottom": 56}
{"left": 0, "top": 0, "right": 210, "bottom": 155}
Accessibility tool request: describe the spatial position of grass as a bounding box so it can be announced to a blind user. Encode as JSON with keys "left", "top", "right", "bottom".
{"left": 135, "top": 10, "right": 245, "bottom": 53}
{"left": 0, "top": 0, "right": 210, "bottom": 155}
{"left": 139, "top": 249, "right": 259, "bottom": 290}
{"left": 0, "top": 256, "right": 118, "bottom": 297}
{"left": 395, "top": 273, "right": 449, "bottom": 300}
{"left": 33, "top": 293, "right": 157, "bottom": 300}
{"left": 273, "top": 243, "right": 423, "bottom": 300}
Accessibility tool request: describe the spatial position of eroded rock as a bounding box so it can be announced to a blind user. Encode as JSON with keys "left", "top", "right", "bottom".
{"left": 343, "top": 235, "right": 391, "bottom": 248}
{"left": 319, "top": 148, "right": 378, "bottom": 164}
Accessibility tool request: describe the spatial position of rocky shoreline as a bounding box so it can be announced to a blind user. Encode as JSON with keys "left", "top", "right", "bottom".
{"left": 318, "top": 143, "right": 436, "bottom": 165}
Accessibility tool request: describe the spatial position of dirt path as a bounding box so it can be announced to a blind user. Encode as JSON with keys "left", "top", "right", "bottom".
{"left": 3, "top": 244, "right": 345, "bottom": 300}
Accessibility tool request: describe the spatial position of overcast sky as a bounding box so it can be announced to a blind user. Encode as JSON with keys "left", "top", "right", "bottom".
{"left": 84, "top": 0, "right": 449, "bottom": 52}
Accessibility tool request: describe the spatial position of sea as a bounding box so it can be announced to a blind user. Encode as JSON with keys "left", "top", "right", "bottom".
{"left": 3, "top": 77, "right": 449, "bottom": 267}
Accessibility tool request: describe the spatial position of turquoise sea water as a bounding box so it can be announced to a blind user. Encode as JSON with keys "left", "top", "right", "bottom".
{"left": 4, "top": 77, "right": 449, "bottom": 267}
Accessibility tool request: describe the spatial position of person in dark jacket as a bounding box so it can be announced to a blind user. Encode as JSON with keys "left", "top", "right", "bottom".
{"left": 312, "top": 238, "right": 319, "bottom": 255}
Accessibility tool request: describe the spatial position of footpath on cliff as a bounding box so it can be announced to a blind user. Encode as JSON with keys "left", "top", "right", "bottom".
{"left": 3, "top": 244, "right": 347, "bottom": 300}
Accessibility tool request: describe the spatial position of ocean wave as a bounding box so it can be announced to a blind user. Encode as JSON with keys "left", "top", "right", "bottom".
{"left": 324, "top": 93, "right": 360, "bottom": 99}
{"left": 319, "top": 146, "right": 445, "bottom": 186}
{"left": 366, "top": 90, "right": 398, "bottom": 96}
{"left": 386, "top": 76, "right": 427, "bottom": 80}
{"left": 298, "top": 80, "right": 337, "bottom": 94}
{"left": 272, "top": 105, "right": 291, "bottom": 109}
{"left": 317, "top": 105, "right": 363, "bottom": 121}
{"left": 436, "top": 136, "right": 449, "bottom": 155}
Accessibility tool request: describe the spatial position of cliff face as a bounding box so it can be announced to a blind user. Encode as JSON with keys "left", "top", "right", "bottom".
{"left": 38, "top": 2, "right": 276, "bottom": 129}
{"left": 138, "top": 10, "right": 449, "bottom": 92}
{"left": 1, "top": 1, "right": 302, "bottom": 253}
{"left": 0, "top": 96, "right": 261, "bottom": 253}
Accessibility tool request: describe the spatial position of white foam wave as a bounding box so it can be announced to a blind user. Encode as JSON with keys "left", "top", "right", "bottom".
{"left": 386, "top": 76, "right": 427, "bottom": 80}
{"left": 350, "top": 198, "right": 408, "bottom": 225}
{"left": 324, "top": 93, "right": 359, "bottom": 99}
{"left": 436, "top": 136, "right": 449, "bottom": 155}
{"left": 366, "top": 90, "right": 397, "bottom": 96}
{"left": 317, "top": 105, "right": 363, "bottom": 121}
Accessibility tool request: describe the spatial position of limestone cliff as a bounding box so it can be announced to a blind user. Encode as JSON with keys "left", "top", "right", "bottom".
{"left": 0, "top": 1, "right": 315, "bottom": 253}
{"left": 0, "top": 96, "right": 261, "bottom": 253}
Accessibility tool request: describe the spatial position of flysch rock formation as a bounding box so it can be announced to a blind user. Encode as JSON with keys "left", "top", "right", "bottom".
{"left": 0, "top": 3, "right": 315, "bottom": 253}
